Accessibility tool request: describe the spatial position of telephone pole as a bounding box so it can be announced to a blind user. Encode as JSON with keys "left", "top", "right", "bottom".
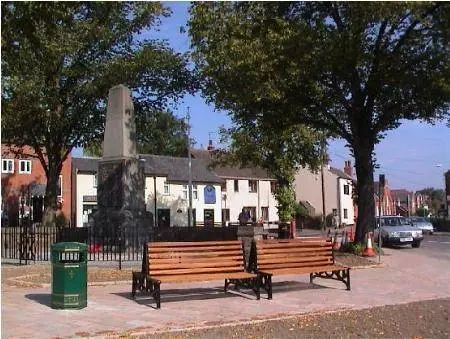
{"left": 320, "top": 138, "right": 326, "bottom": 231}
{"left": 186, "top": 107, "right": 193, "bottom": 227}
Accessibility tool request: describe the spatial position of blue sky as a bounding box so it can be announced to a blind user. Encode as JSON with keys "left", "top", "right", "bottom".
{"left": 81, "top": 2, "right": 449, "bottom": 192}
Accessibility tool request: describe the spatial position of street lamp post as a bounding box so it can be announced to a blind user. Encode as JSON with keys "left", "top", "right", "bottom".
{"left": 436, "top": 164, "right": 446, "bottom": 218}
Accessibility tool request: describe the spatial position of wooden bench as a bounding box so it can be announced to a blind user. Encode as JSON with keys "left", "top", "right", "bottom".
{"left": 249, "top": 239, "right": 350, "bottom": 299}
{"left": 132, "top": 240, "right": 260, "bottom": 308}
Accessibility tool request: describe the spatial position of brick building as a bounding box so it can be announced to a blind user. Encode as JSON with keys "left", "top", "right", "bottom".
{"left": 1, "top": 145, "right": 72, "bottom": 226}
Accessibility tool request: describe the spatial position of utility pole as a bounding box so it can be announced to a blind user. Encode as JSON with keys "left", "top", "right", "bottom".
{"left": 320, "top": 138, "right": 326, "bottom": 231}
{"left": 186, "top": 107, "right": 193, "bottom": 227}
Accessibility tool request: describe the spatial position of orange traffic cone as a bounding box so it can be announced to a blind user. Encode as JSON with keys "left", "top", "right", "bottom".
{"left": 332, "top": 231, "right": 341, "bottom": 251}
{"left": 362, "top": 232, "right": 376, "bottom": 257}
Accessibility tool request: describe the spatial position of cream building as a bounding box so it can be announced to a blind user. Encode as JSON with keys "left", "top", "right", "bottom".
{"left": 293, "top": 162, "right": 355, "bottom": 226}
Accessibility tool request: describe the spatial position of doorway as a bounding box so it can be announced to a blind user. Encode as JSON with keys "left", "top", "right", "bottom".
{"left": 157, "top": 209, "right": 170, "bottom": 227}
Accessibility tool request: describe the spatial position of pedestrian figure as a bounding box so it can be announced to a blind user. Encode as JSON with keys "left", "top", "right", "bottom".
{"left": 238, "top": 208, "right": 250, "bottom": 225}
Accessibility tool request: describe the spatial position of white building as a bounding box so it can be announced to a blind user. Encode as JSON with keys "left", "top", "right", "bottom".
{"left": 191, "top": 150, "right": 278, "bottom": 224}
{"left": 72, "top": 153, "right": 279, "bottom": 227}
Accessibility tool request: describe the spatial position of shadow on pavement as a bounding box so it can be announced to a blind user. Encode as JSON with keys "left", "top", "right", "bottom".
{"left": 261, "top": 280, "right": 328, "bottom": 299}
{"left": 25, "top": 293, "right": 52, "bottom": 307}
{"left": 113, "top": 286, "right": 257, "bottom": 309}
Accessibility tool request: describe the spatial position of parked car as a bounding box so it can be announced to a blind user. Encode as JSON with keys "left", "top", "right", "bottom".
{"left": 374, "top": 216, "right": 423, "bottom": 248}
{"left": 407, "top": 216, "right": 434, "bottom": 235}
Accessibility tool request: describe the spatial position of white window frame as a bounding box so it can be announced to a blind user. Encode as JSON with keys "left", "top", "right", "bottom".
{"left": 93, "top": 174, "right": 97, "bottom": 188}
{"left": 19, "top": 160, "right": 31, "bottom": 174}
{"left": 2, "top": 159, "right": 14, "bottom": 173}
{"left": 343, "top": 208, "right": 348, "bottom": 219}
{"left": 182, "top": 184, "right": 198, "bottom": 200}
{"left": 249, "top": 180, "right": 258, "bottom": 193}
{"left": 193, "top": 184, "right": 198, "bottom": 200}
{"left": 163, "top": 180, "right": 170, "bottom": 195}
{"left": 182, "top": 184, "right": 188, "bottom": 200}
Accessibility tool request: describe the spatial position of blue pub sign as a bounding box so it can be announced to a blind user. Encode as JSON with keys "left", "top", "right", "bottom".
{"left": 204, "top": 185, "right": 216, "bottom": 204}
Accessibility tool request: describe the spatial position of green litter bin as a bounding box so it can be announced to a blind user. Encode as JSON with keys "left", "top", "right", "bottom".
{"left": 51, "top": 242, "right": 88, "bottom": 309}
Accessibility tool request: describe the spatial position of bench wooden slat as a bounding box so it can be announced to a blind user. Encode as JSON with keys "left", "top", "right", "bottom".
{"left": 260, "top": 264, "right": 345, "bottom": 276}
{"left": 259, "top": 261, "right": 332, "bottom": 271}
{"left": 149, "top": 250, "right": 243, "bottom": 258}
{"left": 150, "top": 266, "right": 244, "bottom": 276}
{"left": 258, "top": 242, "right": 332, "bottom": 250}
{"left": 147, "top": 255, "right": 244, "bottom": 265}
{"left": 150, "top": 240, "right": 242, "bottom": 247}
{"left": 150, "top": 260, "right": 244, "bottom": 270}
{"left": 153, "top": 271, "right": 256, "bottom": 283}
{"left": 258, "top": 255, "right": 333, "bottom": 265}
{"left": 149, "top": 244, "right": 242, "bottom": 252}
{"left": 258, "top": 247, "right": 332, "bottom": 255}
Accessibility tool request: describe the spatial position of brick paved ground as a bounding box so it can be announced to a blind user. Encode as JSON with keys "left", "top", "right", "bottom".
{"left": 2, "top": 247, "right": 450, "bottom": 339}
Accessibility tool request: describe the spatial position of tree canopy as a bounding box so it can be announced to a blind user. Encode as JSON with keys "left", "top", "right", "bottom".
{"left": 2, "top": 2, "right": 196, "bottom": 221}
{"left": 189, "top": 2, "right": 450, "bottom": 242}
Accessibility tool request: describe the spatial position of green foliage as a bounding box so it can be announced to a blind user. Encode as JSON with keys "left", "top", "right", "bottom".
{"left": 2, "top": 2, "right": 196, "bottom": 215}
{"left": 85, "top": 110, "right": 189, "bottom": 157}
{"left": 210, "top": 113, "right": 324, "bottom": 223}
{"left": 415, "top": 207, "right": 428, "bottom": 217}
{"left": 55, "top": 213, "right": 68, "bottom": 229}
{"left": 293, "top": 202, "right": 309, "bottom": 219}
{"left": 416, "top": 187, "right": 445, "bottom": 215}
{"left": 189, "top": 2, "right": 450, "bottom": 242}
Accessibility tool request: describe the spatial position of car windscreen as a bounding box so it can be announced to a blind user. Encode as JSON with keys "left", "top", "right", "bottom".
{"left": 381, "top": 217, "right": 410, "bottom": 226}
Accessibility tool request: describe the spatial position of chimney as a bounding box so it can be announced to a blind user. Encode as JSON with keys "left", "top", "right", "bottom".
{"left": 207, "top": 139, "right": 214, "bottom": 151}
{"left": 344, "top": 160, "right": 353, "bottom": 177}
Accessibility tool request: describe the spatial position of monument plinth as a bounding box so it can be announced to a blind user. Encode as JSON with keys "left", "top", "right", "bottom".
{"left": 96, "top": 85, "right": 150, "bottom": 240}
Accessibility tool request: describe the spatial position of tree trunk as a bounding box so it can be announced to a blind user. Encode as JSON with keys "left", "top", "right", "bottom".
{"left": 353, "top": 143, "right": 376, "bottom": 244}
{"left": 43, "top": 155, "right": 62, "bottom": 228}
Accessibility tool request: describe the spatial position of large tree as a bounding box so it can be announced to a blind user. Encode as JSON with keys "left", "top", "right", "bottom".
{"left": 189, "top": 2, "right": 450, "bottom": 242}
{"left": 2, "top": 2, "right": 196, "bottom": 224}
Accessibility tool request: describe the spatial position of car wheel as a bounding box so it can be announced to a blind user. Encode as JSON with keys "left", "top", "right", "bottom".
{"left": 412, "top": 241, "right": 421, "bottom": 248}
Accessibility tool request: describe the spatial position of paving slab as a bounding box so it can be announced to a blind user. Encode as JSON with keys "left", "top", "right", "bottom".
{"left": 2, "top": 247, "right": 450, "bottom": 339}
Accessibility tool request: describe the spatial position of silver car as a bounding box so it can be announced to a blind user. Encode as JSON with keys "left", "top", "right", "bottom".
{"left": 374, "top": 216, "right": 423, "bottom": 248}
{"left": 408, "top": 217, "right": 434, "bottom": 235}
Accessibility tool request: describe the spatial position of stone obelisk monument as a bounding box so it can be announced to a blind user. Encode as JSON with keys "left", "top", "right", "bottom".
{"left": 96, "top": 85, "right": 147, "bottom": 238}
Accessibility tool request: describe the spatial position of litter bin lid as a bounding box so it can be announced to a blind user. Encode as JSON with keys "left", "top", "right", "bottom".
{"left": 51, "top": 242, "right": 88, "bottom": 252}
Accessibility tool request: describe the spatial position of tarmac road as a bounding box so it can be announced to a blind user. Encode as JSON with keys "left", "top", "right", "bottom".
{"left": 389, "top": 233, "right": 450, "bottom": 262}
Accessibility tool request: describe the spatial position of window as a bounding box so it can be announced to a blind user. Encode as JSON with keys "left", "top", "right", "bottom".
{"left": 222, "top": 209, "right": 230, "bottom": 222}
{"left": 332, "top": 208, "right": 338, "bottom": 217}
{"left": 2, "top": 159, "right": 14, "bottom": 173}
{"left": 221, "top": 181, "right": 227, "bottom": 192}
{"left": 19, "top": 160, "right": 31, "bottom": 174}
{"left": 249, "top": 180, "right": 258, "bottom": 193}
{"left": 343, "top": 208, "right": 348, "bottom": 219}
{"left": 182, "top": 185, "right": 187, "bottom": 199}
{"left": 270, "top": 181, "right": 277, "bottom": 194}
{"left": 163, "top": 181, "right": 170, "bottom": 195}
{"left": 193, "top": 185, "right": 198, "bottom": 200}
{"left": 182, "top": 184, "right": 198, "bottom": 200}
{"left": 261, "top": 207, "right": 269, "bottom": 221}
{"left": 234, "top": 180, "right": 239, "bottom": 192}
{"left": 93, "top": 174, "right": 98, "bottom": 188}
{"left": 344, "top": 184, "right": 350, "bottom": 195}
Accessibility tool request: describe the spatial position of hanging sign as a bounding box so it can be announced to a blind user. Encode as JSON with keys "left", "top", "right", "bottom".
{"left": 204, "top": 185, "right": 216, "bottom": 204}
